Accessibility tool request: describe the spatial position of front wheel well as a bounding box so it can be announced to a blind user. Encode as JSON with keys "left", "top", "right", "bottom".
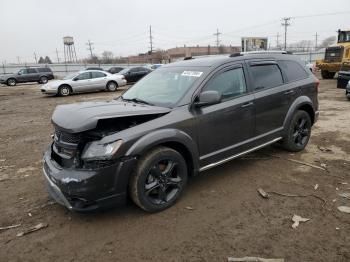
{"left": 59, "top": 84, "right": 72, "bottom": 92}
{"left": 297, "top": 104, "right": 315, "bottom": 125}
{"left": 151, "top": 141, "right": 195, "bottom": 177}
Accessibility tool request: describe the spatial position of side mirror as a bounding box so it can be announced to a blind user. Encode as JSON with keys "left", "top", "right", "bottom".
{"left": 18, "top": 72, "right": 22, "bottom": 75}
{"left": 194, "top": 90, "right": 221, "bottom": 107}
{"left": 73, "top": 78, "right": 78, "bottom": 81}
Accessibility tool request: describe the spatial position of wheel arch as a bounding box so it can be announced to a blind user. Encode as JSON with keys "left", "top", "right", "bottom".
{"left": 125, "top": 129, "right": 199, "bottom": 177}
{"left": 283, "top": 96, "right": 315, "bottom": 132}
{"left": 58, "top": 83, "right": 73, "bottom": 93}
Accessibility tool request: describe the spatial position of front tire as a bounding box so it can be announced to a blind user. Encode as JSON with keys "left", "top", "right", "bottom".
{"left": 129, "top": 147, "right": 188, "bottom": 212}
{"left": 7, "top": 78, "right": 16, "bottom": 86}
{"left": 106, "top": 81, "right": 118, "bottom": 92}
{"left": 58, "top": 85, "right": 71, "bottom": 96}
{"left": 282, "top": 110, "right": 312, "bottom": 152}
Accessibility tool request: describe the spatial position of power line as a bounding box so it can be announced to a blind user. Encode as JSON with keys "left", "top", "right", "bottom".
{"left": 86, "top": 40, "right": 94, "bottom": 58}
{"left": 149, "top": 25, "right": 153, "bottom": 53}
{"left": 281, "top": 17, "right": 291, "bottom": 50}
{"left": 213, "top": 28, "right": 221, "bottom": 47}
{"left": 56, "top": 48, "right": 60, "bottom": 63}
{"left": 293, "top": 10, "right": 350, "bottom": 19}
{"left": 33, "top": 52, "right": 37, "bottom": 63}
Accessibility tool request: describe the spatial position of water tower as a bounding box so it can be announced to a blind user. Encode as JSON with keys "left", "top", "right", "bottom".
{"left": 63, "top": 36, "right": 77, "bottom": 63}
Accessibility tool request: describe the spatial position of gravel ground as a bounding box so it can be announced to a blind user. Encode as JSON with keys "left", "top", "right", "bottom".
{"left": 0, "top": 75, "right": 350, "bottom": 262}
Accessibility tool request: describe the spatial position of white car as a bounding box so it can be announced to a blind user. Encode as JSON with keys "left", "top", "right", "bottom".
{"left": 41, "top": 70, "right": 127, "bottom": 96}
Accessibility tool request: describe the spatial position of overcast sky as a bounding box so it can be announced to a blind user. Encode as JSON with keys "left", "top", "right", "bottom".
{"left": 0, "top": 0, "right": 349, "bottom": 63}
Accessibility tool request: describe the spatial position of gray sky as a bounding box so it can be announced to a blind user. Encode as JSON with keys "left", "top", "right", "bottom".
{"left": 0, "top": 0, "right": 349, "bottom": 63}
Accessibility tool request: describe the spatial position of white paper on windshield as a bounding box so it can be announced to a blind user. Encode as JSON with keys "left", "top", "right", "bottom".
{"left": 181, "top": 71, "right": 203, "bottom": 77}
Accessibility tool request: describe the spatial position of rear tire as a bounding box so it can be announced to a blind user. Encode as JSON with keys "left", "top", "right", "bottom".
{"left": 106, "top": 81, "right": 118, "bottom": 92}
{"left": 58, "top": 85, "right": 71, "bottom": 96}
{"left": 321, "top": 70, "right": 335, "bottom": 79}
{"left": 7, "top": 78, "right": 16, "bottom": 86}
{"left": 282, "top": 110, "right": 312, "bottom": 152}
{"left": 39, "top": 76, "right": 48, "bottom": 84}
{"left": 129, "top": 147, "right": 188, "bottom": 212}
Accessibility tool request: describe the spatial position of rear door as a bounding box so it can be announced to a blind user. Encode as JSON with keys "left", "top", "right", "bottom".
{"left": 90, "top": 71, "right": 108, "bottom": 90}
{"left": 27, "top": 68, "right": 39, "bottom": 81}
{"left": 247, "top": 60, "right": 290, "bottom": 138}
{"left": 196, "top": 63, "right": 255, "bottom": 168}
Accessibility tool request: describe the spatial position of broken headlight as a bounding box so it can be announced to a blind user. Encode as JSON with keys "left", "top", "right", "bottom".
{"left": 81, "top": 140, "right": 123, "bottom": 161}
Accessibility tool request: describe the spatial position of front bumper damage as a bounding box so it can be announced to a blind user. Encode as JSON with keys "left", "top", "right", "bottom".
{"left": 43, "top": 147, "right": 137, "bottom": 212}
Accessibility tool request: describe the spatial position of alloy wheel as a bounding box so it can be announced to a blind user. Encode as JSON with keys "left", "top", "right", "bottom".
{"left": 144, "top": 159, "right": 182, "bottom": 205}
{"left": 292, "top": 117, "right": 309, "bottom": 147}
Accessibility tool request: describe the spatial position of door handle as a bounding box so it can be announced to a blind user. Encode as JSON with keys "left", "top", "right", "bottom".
{"left": 284, "top": 89, "right": 295, "bottom": 95}
{"left": 241, "top": 101, "right": 254, "bottom": 108}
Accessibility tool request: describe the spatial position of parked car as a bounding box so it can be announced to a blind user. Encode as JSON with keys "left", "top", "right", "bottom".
{"left": 43, "top": 52, "right": 319, "bottom": 212}
{"left": 150, "top": 64, "right": 163, "bottom": 70}
{"left": 337, "top": 71, "right": 350, "bottom": 89}
{"left": 86, "top": 67, "right": 104, "bottom": 71}
{"left": 346, "top": 80, "right": 350, "bottom": 100}
{"left": 117, "top": 66, "right": 151, "bottom": 83}
{"left": 107, "top": 66, "right": 124, "bottom": 74}
{"left": 0, "top": 67, "right": 54, "bottom": 86}
{"left": 40, "top": 70, "right": 126, "bottom": 96}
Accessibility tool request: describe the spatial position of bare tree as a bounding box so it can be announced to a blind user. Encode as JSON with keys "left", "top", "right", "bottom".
{"left": 319, "top": 36, "right": 337, "bottom": 49}
{"left": 101, "top": 51, "right": 113, "bottom": 64}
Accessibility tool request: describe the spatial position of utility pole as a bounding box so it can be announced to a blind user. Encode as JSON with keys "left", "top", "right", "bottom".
{"left": 34, "top": 52, "right": 38, "bottom": 64}
{"left": 86, "top": 40, "right": 94, "bottom": 58}
{"left": 315, "top": 32, "right": 319, "bottom": 51}
{"left": 213, "top": 28, "right": 221, "bottom": 47}
{"left": 149, "top": 25, "right": 153, "bottom": 54}
{"left": 17, "top": 56, "right": 21, "bottom": 64}
{"left": 281, "top": 17, "right": 291, "bottom": 51}
{"left": 276, "top": 33, "right": 280, "bottom": 49}
{"left": 56, "top": 48, "right": 60, "bottom": 63}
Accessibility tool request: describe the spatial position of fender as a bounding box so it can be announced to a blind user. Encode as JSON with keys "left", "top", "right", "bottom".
{"left": 283, "top": 96, "right": 314, "bottom": 134}
{"left": 125, "top": 128, "right": 199, "bottom": 173}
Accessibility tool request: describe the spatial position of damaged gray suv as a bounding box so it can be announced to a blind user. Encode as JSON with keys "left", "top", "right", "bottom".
{"left": 43, "top": 53, "right": 319, "bottom": 212}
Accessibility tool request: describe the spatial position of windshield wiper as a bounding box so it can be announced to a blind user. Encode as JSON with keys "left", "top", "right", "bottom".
{"left": 121, "top": 96, "right": 154, "bottom": 106}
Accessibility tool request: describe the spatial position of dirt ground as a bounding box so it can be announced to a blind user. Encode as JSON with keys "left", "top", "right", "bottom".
{"left": 0, "top": 75, "right": 350, "bottom": 262}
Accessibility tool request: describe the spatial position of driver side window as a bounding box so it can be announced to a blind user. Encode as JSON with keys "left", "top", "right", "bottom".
{"left": 202, "top": 67, "right": 247, "bottom": 100}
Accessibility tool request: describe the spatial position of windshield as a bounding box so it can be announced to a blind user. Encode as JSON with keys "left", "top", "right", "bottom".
{"left": 118, "top": 68, "right": 130, "bottom": 74}
{"left": 63, "top": 73, "right": 78, "bottom": 80}
{"left": 121, "top": 67, "right": 205, "bottom": 107}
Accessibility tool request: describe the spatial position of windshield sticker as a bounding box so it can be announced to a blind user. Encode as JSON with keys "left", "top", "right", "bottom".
{"left": 181, "top": 71, "right": 203, "bottom": 77}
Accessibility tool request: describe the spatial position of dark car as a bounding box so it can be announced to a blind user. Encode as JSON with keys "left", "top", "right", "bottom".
{"left": 43, "top": 53, "right": 319, "bottom": 212}
{"left": 107, "top": 66, "right": 124, "bottom": 74}
{"left": 85, "top": 67, "right": 104, "bottom": 71}
{"left": 337, "top": 71, "right": 350, "bottom": 89}
{"left": 346, "top": 80, "right": 350, "bottom": 100}
{"left": 117, "top": 66, "right": 151, "bottom": 83}
{"left": 0, "top": 67, "right": 54, "bottom": 86}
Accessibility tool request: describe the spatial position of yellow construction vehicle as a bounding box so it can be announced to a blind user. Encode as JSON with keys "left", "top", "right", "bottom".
{"left": 316, "top": 30, "right": 350, "bottom": 79}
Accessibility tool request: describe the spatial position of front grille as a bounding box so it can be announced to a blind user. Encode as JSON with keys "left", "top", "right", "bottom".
{"left": 55, "top": 130, "right": 81, "bottom": 144}
{"left": 325, "top": 46, "right": 343, "bottom": 62}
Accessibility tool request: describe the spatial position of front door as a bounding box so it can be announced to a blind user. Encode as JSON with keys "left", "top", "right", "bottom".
{"left": 195, "top": 64, "right": 255, "bottom": 168}
{"left": 72, "top": 72, "right": 92, "bottom": 92}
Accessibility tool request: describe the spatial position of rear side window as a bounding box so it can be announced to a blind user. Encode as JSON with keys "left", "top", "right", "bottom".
{"left": 250, "top": 64, "right": 283, "bottom": 90}
{"left": 278, "top": 60, "right": 308, "bottom": 82}
{"left": 37, "top": 68, "right": 52, "bottom": 73}
{"left": 203, "top": 67, "right": 247, "bottom": 100}
{"left": 27, "top": 69, "right": 37, "bottom": 74}
{"left": 91, "top": 71, "right": 106, "bottom": 78}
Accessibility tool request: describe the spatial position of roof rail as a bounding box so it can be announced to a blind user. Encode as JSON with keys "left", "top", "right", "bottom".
{"left": 229, "top": 50, "right": 293, "bottom": 57}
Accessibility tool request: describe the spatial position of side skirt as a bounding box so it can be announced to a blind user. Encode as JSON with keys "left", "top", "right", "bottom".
{"left": 199, "top": 137, "right": 282, "bottom": 172}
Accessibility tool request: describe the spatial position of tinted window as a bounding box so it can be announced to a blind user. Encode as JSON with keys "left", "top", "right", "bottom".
{"left": 203, "top": 67, "right": 247, "bottom": 100}
{"left": 75, "top": 72, "right": 91, "bottom": 80}
{"left": 19, "top": 69, "right": 28, "bottom": 74}
{"left": 91, "top": 71, "right": 106, "bottom": 78}
{"left": 130, "top": 68, "right": 139, "bottom": 73}
{"left": 27, "top": 69, "right": 37, "bottom": 74}
{"left": 279, "top": 60, "right": 308, "bottom": 82}
{"left": 250, "top": 64, "right": 283, "bottom": 89}
{"left": 37, "top": 68, "right": 52, "bottom": 73}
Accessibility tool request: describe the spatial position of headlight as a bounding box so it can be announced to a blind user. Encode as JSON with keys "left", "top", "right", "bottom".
{"left": 81, "top": 140, "right": 123, "bottom": 161}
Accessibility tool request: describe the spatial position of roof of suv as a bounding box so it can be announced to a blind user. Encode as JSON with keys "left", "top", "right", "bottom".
{"left": 163, "top": 53, "right": 301, "bottom": 68}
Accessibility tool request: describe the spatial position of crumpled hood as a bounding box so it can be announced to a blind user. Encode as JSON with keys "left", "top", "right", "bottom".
{"left": 52, "top": 100, "right": 171, "bottom": 133}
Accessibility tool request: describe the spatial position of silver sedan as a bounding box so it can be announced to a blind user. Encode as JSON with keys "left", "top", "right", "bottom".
{"left": 40, "top": 70, "right": 127, "bottom": 96}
